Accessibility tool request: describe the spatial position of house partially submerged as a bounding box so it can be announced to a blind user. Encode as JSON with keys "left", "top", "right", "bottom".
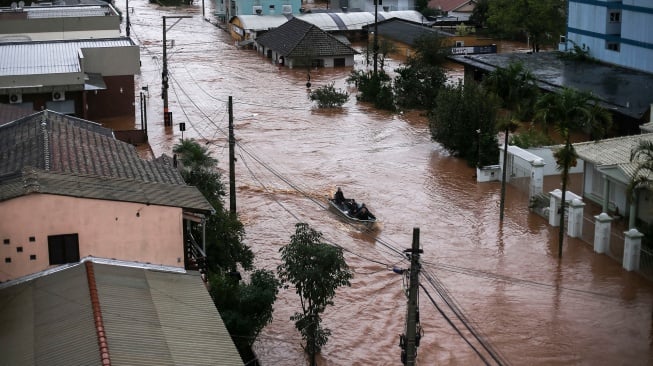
{"left": 573, "top": 133, "right": 653, "bottom": 226}
{"left": 0, "top": 110, "right": 212, "bottom": 282}
{"left": 254, "top": 17, "right": 358, "bottom": 68}
{"left": 0, "top": 259, "right": 243, "bottom": 365}
{"left": 427, "top": 0, "right": 477, "bottom": 22}
{"left": 361, "top": 17, "right": 495, "bottom": 60}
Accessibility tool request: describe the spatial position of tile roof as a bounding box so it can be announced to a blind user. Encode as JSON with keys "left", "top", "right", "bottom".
{"left": 427, "top": 0, "right": 475, "bottom": 12}
{"left": 0, "top": 110, "right": 212, "bottom": 212}
{"left": 0, "top": 261, "right": 243, "bottom": 366}
{"left": 255, "top": 17, "right": 357, "bottom": 57}
{"left": 573, "top": 133, "right": 653, "bottom": 181}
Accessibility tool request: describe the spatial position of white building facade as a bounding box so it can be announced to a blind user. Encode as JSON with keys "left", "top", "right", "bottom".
{"left": 564, "top": 0, "right": 653, "bottom": 73}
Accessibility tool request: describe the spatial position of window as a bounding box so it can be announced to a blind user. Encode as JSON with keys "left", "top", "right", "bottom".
{"left": 48, "top": 233, "right": 80, "bottom": 265}
{"left": 455, "top": 41, "right": 464, "bottom": 47}
{"left": 3, "top": 239, "right": 9, "bottom": 244}
{"left": 30, "top": 254, "right": 37, "bottom": 260}
{"left": 16, "top": 247, "right": 23, "bottom": 253}
{"left": 29, "top": 236, "right": 35, "bottom": 242}
{"left": 606, "top": 42, "right": 620, "bottom": 51}
{"left": 609, "top": 11, "right": 620, "bottom": 23}
{"left": 334, "top": 58, "right": 346, "bottom": 67}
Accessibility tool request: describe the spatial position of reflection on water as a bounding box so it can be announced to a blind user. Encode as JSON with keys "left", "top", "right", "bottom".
{"left": 110, "top": 1, "right": 653, "bottom": 364}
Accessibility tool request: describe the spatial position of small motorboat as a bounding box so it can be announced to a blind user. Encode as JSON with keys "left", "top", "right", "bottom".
{"left": 327, "top": 197, "right": 377, "bottom": 227}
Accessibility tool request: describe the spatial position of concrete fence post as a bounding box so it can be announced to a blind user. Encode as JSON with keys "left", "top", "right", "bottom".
{"left": 567, "top": 198, "right": 585, "bottom": 238}
{"left": 623, "top": 228, "right": 644, "bottom": 272}
{"left": 593, "top": 213, "right": 613, "bottom": 254}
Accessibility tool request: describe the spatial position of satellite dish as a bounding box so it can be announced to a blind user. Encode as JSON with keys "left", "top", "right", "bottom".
{"left": 18, "top": 1, "right": 24, "bottom": 7}
{"left": 10, "top": 2, "right": 17, "bottom": 9}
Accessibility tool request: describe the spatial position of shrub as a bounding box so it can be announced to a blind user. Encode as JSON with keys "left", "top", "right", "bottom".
{"left": 308, "top": 83, "right": 349, "bottom": 108}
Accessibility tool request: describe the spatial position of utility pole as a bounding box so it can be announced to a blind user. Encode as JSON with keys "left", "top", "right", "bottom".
{"left": 161, "top": 15, "right": 191, "bottom": 127}
{"left": 373, "top": 0, "right": 379, "bottom": 74}
{"left": 228, "top": 96, "right": 236, "bottom": 214}
{"left": 126, "top": 0, "right": 130, "bottom": 37}
{"left": 400, "top": 227, "right": 422, "bottom": 365}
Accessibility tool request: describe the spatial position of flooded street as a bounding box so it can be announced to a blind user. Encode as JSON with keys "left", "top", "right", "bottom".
{"left": 112, "top": 1, "right": 653, "bottom": 364}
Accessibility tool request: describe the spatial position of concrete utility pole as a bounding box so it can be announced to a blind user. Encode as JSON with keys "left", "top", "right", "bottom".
{"left": 401, "top": 227, "right": 422, "bottom": 365}
{"left": 126, "top": 0, "right": 130, "bottom": 37}
{"left": 228, "top": 96, "right": 236, "bottom": 214}
{"left": 162, "top": 15, "right": 191, "bottom": 126}
{"left": 373, "top": 0, "right": 379, "bottom": 74}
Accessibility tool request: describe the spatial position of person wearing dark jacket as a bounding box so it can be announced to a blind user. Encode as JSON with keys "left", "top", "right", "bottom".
{"left": 334, "top": 187, "right": 346, "bottom": 205}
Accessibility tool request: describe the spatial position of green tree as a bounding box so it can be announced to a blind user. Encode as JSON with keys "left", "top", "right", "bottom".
{"left": 534, "top": 88, "right": 612, "bottom": 258}
{"left": 173, "top": 139, "right": 253, "bottom": 272}
{"left": 393, "top": 33, "right": 449, "bottom": 110}
{"left": 309, "top": 83, "right": 349, "bottom": 108}
{"left": 277, "top": 223, "right": 353, "bottom": 366}
{"left": 469, "top": 0, "right": 490, "bottom": 28}
{"left": 209, "top": 269, "right": 280, "bottom": 361}
{"left": 173, "top": 139, "right": 275, "bottom": 363}
{"left": 482, "top": 61, "right": 539, "bottom": 120}
{"left": 429, "top": 81, "right": 500, "bottom": 166}
{"left": 346, "top": 70, "right": 395, "bottom": 111}
{"left": 628, "top": 140, "right": 653, "bottom": 229}
{"left": 486, "top": 0, "right": 566, "bottom": 52}
{"left": 483, "top": 61, "right": 540, "bottom": 220}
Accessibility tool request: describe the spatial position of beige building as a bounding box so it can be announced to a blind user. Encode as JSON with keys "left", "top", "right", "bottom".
{"left": 0, "top": 110, "right": 212, "bottom": 282}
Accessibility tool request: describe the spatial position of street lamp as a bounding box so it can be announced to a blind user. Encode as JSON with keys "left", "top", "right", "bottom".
{"left": 162, "top": 15, "right": 191, "bottom": 127}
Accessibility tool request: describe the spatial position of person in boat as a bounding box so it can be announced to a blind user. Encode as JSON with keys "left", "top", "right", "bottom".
{"left": 348, "top": 199, "right": 358, "bottom": 216}
{"left": 334, "top": 187, "right": 346, "bottom": 205}
{"left": 356, "top": 203, "right": 373, "bottom": 220}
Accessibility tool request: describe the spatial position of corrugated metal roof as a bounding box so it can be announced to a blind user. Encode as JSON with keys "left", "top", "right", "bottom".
{"left": 93, "top": 263, "right": 243, "bottom": 366}
{"left": 0, "top": 263, "right": 100, "bottom": 366}
{"left": 234, "top": 10, "right": 428, "bottom": 33}
{"left": 26, "top": 5, "right": 114, "bottom": 18}
{"left": 0, "top": 38, "right": 133, "bottom": 76}
{"left": 0, "top": 262, "right": 243, "bottom": 366}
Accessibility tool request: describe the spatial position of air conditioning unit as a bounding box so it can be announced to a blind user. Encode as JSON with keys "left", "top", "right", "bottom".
{"left": 9, "top": 93, "right": 22, "bottom": 104}
{"left": 282, "top": 5, "right": 292, "bottom": 14}
{"left": 52, "top": 90, "right": 65, "bottom": 101}
{"left": 253, "top": 5, "right": 262, "bottom": 14}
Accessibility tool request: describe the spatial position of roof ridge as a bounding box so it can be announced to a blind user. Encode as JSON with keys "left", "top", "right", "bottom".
{"left": 85, "top": 261, "right": 112, "bottom": 366}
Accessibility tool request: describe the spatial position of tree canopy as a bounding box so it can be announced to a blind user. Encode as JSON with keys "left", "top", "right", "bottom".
{"left": 486, "top": 0, "right": 566, "bottom": 52}
{"left": 277, "top": 223, "right": 353, "bottom": 365}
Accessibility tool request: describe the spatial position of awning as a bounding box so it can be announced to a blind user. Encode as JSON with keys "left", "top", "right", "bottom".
{"left": 84, "top": 73, "right": 107, "bottom": 91}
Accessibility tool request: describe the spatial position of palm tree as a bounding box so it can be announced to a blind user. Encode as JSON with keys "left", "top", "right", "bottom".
{"left": 534, "top": 88, "right": 612, "bottom": 258}
{"left": 483, "top": 61, "right": 538, "bottom": 220}
{"left": 628, "top": 140, "right": 653, "bottom": 228}
{"left": 173, "top": 138, "right": 217, "bottom": 172}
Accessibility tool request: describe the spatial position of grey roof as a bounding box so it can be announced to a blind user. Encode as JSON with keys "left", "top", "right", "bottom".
{"left": 449, "top": 51, "right": 653, "bottom": 120}
{"left": 0, "top": 38, "right": 134, "bottom": 77}
{"left": 0, "top": 110, "right": 212, "bottom": 212}
{"left": 362, "top": 18, "right": 453, "bottom": 47}
{"left": 23, "top": 5, "right": 117, "bottom": 18}
{"left": 573, "top": 133, "right": 653, "bottom": 183}
{"left": 233, "top": 10, "right": 429, "bottom": 33}
{"left": 0, "top": 261, "right": 243, "bottom": 366}
{"left": 255, "top": 17, "right": 357, "bottom": 57}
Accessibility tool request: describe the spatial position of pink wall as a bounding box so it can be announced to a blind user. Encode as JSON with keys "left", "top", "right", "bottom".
{"left": 0, "top": 193, "right": 185, "bottom": 282}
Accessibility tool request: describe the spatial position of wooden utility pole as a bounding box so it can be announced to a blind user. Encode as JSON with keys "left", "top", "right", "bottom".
{"left": 402, "top": 227, "right": 422, "bottom": 365}
{"left": 228, "top": 96, "right": 236, "bottom": 214}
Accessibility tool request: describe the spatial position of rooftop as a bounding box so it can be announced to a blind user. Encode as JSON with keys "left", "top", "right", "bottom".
{"left": 0, "top": 110, "right": 212, "bottom": 212}
{"left": 449, "top": 51, "right": 653, "bottom": 120}
{"left": 0, "top": 260, "right": 243, "bottom": 365}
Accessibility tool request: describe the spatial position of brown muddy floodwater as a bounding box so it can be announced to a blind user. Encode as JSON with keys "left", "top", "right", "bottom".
{"left": 109, "top": 1, "right": 653, "bottom": 364}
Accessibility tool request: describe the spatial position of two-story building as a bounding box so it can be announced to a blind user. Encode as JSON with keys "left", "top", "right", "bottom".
{"left": 0, "top": 2, "right": 140, "bottom": 122}
{"left": 0, "top": 110, "right": 212, "bottom": 282}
